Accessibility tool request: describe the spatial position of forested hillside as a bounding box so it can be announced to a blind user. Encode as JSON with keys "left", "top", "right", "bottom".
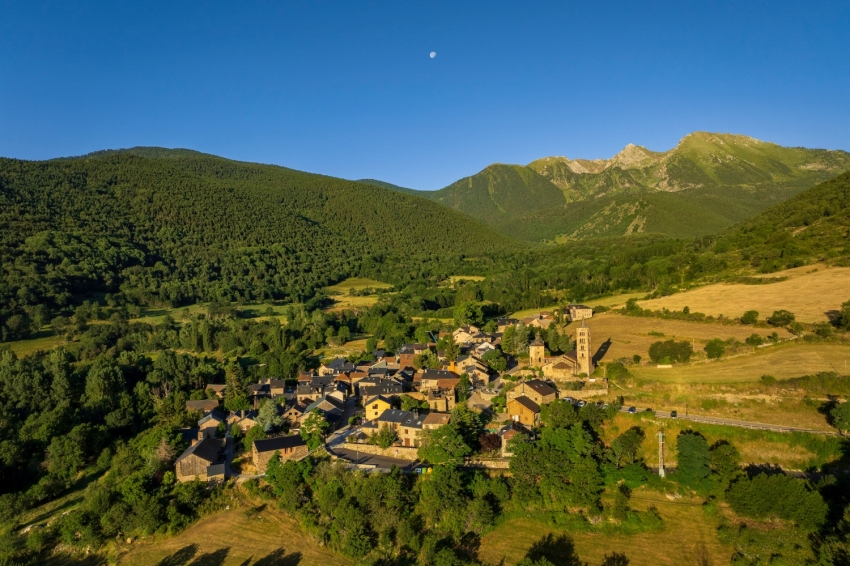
{"left": 404, "top": 132, "right": 850, "bottom": 242}
{"left": 0, "top": 150, "right": 518, "bottom": 340}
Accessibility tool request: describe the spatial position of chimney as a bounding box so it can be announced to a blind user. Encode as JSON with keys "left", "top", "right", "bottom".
{"left": 413, "top": 409, "right": 418, "bottom": 418}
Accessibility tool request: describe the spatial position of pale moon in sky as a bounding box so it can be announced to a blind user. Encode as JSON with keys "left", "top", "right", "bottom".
{"left": 429, "top": 52, "right": 436, "bottom": 58}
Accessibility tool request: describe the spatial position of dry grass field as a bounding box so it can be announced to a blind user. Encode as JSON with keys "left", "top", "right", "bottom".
{"left": 629, "top": 342, "right": 850, "bottom": 383}
{"left": 566, "top": 312, "right": 793, "bottom": 365}
{"left": 114, "top": 503, "right": 350, "bottom": 566}
{"left": 639, "top": 265, "right": 850, "bottom": 323}
{"left": 323, "top": 277, "right": 394, "bottom": 312}
{"left": 477, "top": 490, "right": 731, "bottom": 566}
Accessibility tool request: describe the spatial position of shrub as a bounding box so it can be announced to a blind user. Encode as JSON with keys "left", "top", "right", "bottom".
{"left": 704, "top": 339, "right": 726, "bottom": 359}
{"left": 745, "top": 333, "right": 764, "bottom": 347}
{"left": 740, "top": 310, "right": 759, "bottom": 325}
{"left": 768, "top": 310, "right": 796, "bottom": 327}
{"left": 648, "top": 340, "right": 693, "bottom": 363}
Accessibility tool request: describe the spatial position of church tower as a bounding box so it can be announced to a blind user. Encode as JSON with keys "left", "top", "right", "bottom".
{"left": 576, "top": 319, "right": 593, "bottom": 376}
{"left": 529, "top": 335, "right": 545, "bottom": 366}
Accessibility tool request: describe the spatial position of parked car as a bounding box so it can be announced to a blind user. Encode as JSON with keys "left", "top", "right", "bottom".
{"left": 627, "top": 406, "right": 636, "bottom": 414}
{"left": 670, "top": 410, "right": 678, "bottom": 418}
{"left": 644, "top": 407, "right": 653, "bottom": 412}
{"left": 577, "top": 400, "right": 587, "bottom": 408}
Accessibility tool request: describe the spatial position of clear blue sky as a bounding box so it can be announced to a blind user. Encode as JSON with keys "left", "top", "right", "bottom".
{"left": 2, "top": 1, "right": 848, "bottom": 190}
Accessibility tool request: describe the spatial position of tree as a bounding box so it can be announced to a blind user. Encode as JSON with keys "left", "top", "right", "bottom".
{"left": 453, "top": 302, "right": 483, "bottom": 326}
{"left": 478, "top": 433, "right": 501, "bottom": 453}
{"left": 456, "top": 373, "right": 471, "bottom": 403}
{"left": 704, "top": 338, "right": 726, "bottom": 359}
{"left": 451, "top": 403, "right": 483, "bottom": 448}
{"left": 501, "top": 325, "right": 516, "bottom": 355}
{"left": 830, "top": 401, "right": 850, "bottom": 435}
{"left": 370, "top": 424, "right": 398, "bottom": 449}
{"left": 768, "top": 310, "right": 795, "bottom": 327}
{"left": 741, "top": 310, "right": 759, "bottom": 325}
{"left": 256, "top": 399, "right": 284, "bottom": 432}
{"left": 366, "top": 336, "right": 378, "bottom": 353}
{"left": 745, "top": 333, "right": 763, "bottom": 346}
{"left": 242, "top": 424, "right": 267, "bottom": 452}
{"left": 223, "top": 362, "right": 250, "bottom": 412}
{"left": 418, "top": 424, "right": 471, "bottom": 465}
{"left": 609, "top": 427, "right": 644, "bottom": 468}
{"left": 648, "top": 339, "right": 693, "bottom": 363}
{"left": 444, "top": 339, "right": 460, "bottom": 362}
{"left": 709, "top": 440, "right": 741, "bottom": 486}
{"left": 540, "top": 400, "right": 578, "bottom": 428}
{"left": 838, "top": 299, "right": 850, "bottom": 331}
{"left": 300, "top": 411, "right": 329, "bottom": 450}
{"left": 612, "top": 484, "right": 630, "bottom": 520}
{"left": 401, "top": 395, "right": 428, "bottom": 412}
{"left": 676, "top": 431, "right": 711, "bottom": 489}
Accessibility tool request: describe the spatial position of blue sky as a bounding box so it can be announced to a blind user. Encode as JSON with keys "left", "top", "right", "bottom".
{"left": 1, "top": 1, "right": 848, "bottom": 190}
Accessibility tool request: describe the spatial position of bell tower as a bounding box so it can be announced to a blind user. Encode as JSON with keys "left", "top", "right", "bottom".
{"left": 576, "top": 319, "right": 593, "bottom": 376}
{"left": 529, "top": 335, "right": 545, "bottom": 366}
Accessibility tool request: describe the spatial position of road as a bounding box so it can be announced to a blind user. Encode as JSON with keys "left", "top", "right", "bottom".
{"left": 619, "top": 406, "right": 836, "bottom": 435}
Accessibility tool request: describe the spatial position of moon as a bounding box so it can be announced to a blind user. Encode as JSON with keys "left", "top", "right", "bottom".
{"left": 429, "top": 52, "right": 436, "bottom": 59}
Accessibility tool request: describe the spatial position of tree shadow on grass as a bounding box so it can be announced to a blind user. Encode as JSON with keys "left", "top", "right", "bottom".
{"left": 155, "top": 544, "right": 199, "bottom": 566}
{"left": 253, "top": 548, "right": 303, "bottom": 565}
{"left": 524, "top": 533, "right": 583, "bottom": 566}
{"left": 601, "top": 552, "right": 630, "bottom": 566}
{"left": 187, "top": 547, "right": 230, "bottom": 566}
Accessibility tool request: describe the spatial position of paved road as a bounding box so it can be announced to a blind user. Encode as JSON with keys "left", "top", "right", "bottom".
{"left": 330, "top": 447, "right": 421, "bottom": 472}
{"left": 619, "top": 406, "right": 836, "bottom": 435}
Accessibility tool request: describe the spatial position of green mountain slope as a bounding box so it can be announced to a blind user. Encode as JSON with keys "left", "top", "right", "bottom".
{"left": 715, "top": 170, "right": 850, "bottom": 272}
{"left": 415, "top": 132, "right": 850, "bottom": 242}
{"left": 356, "top": 178, "right": 421, "bottom": 196}
{"left": 0, "top": 149, "right": 519, "bottom": 317}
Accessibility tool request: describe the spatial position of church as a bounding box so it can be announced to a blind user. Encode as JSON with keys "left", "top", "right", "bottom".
{"left": 530, "top": 319, "right": 595, "bottom": 380}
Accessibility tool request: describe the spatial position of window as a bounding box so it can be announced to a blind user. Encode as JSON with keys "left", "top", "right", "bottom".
{"left": 372, "top": 404, "right": 378, "bottom": 409}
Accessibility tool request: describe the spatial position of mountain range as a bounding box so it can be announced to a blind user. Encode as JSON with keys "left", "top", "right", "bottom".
{"left": 362, "top": 132, "right": 850, "bottom": 242}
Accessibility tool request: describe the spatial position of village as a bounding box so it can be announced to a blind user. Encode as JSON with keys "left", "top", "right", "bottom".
{"left": 173, "top": 305, "right": 605, "bottom": 481}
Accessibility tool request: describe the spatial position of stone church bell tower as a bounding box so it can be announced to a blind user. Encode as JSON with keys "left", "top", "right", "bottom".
{"left": 576, "top": 319, "right": 593, "bottom": 376}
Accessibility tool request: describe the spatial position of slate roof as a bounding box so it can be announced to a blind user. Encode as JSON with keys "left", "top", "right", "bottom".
{"left": 176, "top": 435, "right": 222, "bottom": 464}
{"left": 376, "top": 409, "right": 411, "bottom": 424}
{"left": 524, "top": 379, "right": 557, "bottom": 396}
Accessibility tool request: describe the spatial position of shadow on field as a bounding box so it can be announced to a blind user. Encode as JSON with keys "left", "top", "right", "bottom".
{"left": 524, "top": 533, "right": 583, "bottom": 566}
{"left": 253, "top": 548, "right": 303, "bottom": 565}
{"left": 156, "top": 545, "right": 198, "bottom": 566}
{"left": 188, "top": 547, "right": 230, "bottom": 566}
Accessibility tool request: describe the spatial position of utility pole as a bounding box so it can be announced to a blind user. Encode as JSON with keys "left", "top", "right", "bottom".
{"left": 657, "top": 430, "right": 665, "bottom": 478}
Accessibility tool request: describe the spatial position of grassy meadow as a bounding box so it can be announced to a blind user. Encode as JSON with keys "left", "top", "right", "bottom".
{"left": 113, "top": 501, "right": 350, "bottom": 566}
{"left": 638, "top": 265, "right": 850, "bottom": 323}
{"left": 323, "top": 277, "right": 394, "bottom": 312}
{"left": 477, "top": 490, "right": 731, "bottom": 566}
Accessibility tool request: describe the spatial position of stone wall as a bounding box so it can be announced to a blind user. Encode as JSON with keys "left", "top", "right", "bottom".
{"left": 344, "top": 443, "right": 419, "bottom": 461}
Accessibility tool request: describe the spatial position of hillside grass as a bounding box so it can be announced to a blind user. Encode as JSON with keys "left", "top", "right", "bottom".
{"left": 570, "top": 312, "right": 793, "bottom": 365}
{"left": 630, "top": 342, "right": 850, "bottom": 383}
{"left": 602, "top": 412, "right": 843, "bottom": 470}
{"left": 114, "top": 501, "right": 350, "bottom": 566}
{"left": 477, "top": 490, "right": 731, "bottom": 566}
{"left": 638, "top": 265, "right": 850, "bottom": 323}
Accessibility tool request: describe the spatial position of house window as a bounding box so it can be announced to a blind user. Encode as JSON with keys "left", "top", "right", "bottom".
{"left": 372, "top": 404, "right": 378, "bottom": 409}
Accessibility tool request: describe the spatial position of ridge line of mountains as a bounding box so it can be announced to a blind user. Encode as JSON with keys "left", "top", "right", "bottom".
{"left": 360, "top": 131, "right": 850, "bottom": 242}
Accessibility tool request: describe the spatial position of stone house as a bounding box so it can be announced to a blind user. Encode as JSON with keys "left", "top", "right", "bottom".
{"left": 175, "top": 435, "right": 224, "bottom": 482}
{"left": 566, "top": 304, "right": 593, "bottom": 322}
{"left": 252, "top": 435, "right": 308, "bottom": 473}
{"left": 507, "top": 396, "right": 541, "bottom": 427}
{"left": 507, "top": 379, "right": 557, "bottom": 406}
{"left": 426, "top": 388, "right": 456, "bottom": 412}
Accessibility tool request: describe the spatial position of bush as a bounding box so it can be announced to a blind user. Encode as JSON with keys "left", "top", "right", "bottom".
{"left": 740, "top": 310, "right": 759, "bottom": 325}
{"left": 648, "top": 340, "right": 693, "bottom": 363}
{"left": 745, "top": 333, "right": 764, "bottom": 347}
{"left": 704, "top": 339, "right": 726, "bottom": 359}
{"left": 768, "top": 310, "right": 795, "bottom": 327}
